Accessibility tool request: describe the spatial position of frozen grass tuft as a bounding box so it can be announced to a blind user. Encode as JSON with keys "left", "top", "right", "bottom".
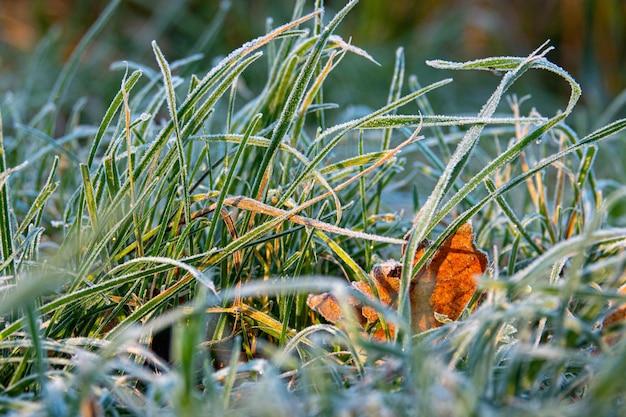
{"left": 2, "top": 1, "right": 626, "bottom": 416}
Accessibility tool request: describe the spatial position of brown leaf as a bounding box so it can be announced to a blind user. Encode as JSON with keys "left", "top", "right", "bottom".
{"left": 410, "top": 222, "right": 488, "bottom": 332}
{"left": 307, "top": 292, "right": 348, "bottom": 324}
{"left": 352, "top": 259, "right": 403, "bottom": 324}
{"left": 307, "top": 222, "right": 488, "bottom": 340}
{"left": 351, "top": 260, "right": 403, "bottom": 341}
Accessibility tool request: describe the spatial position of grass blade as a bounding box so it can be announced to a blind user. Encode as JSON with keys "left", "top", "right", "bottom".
{"left": 0, "top": 114, "right": 16, "bottom": 280}
{"left": 153, "top": 41, "right": 192, "bottom": 229}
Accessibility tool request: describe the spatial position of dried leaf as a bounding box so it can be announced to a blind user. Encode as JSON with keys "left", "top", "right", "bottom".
{"left": 307, "top": 222, "right": 488, "bottom": 340}
{"left": 307, "top": 292, "right": 346, "bottom": 324}
{"left": 410, "top": 222, "right": 488, "bottom": 332}
{"left": 352, "top": 260, "right": 403, "bottom": 324}
{"left": 352, "top": 260, "right": 403, "bottom": 341}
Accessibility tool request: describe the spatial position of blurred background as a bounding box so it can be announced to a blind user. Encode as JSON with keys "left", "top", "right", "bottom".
{"left": 1, "top": 0, "right": 624, "bottom": 133}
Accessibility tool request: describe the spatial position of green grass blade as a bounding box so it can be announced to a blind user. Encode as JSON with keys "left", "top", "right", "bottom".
{"left": 152, "top": 41, "right": 192, "bottom": 229}
{"left": 80, "top": 164, "right": 99, "bottom": 231}
{"left": 16, "top": 157, "right": 59, "bottom": 237}
{"left": 88, "top": 69, "right": 143, "bottom": 167}
{"left": 0, "top": 113, "right": 16, "bottom": 280}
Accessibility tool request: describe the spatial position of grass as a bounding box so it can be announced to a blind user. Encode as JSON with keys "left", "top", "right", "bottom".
{"left": 2, "top": 1, "right": 626, "bottom": 415}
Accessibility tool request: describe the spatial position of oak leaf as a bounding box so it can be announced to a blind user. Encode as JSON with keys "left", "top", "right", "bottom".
{"left": 307, "top": 222, "right": 488, "bottom": 340}
{"left": 410, "top": 222, "right": 488, "bottom": 333}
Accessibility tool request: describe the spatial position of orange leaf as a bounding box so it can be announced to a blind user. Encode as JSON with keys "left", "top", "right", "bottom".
{"left": 352, "top": 260, "right": 403, "bottom": 324}
{"left": 307, "top": 292, "right": 345, "bottom": 324}
{"left": 410, "top": 222, "right": 488, "bottom": 332}
{"left": 352, "top": 260, "right": 403, "bottom": 341}
{"left": 307, "top": 222, "right": 488, "bottom": 340}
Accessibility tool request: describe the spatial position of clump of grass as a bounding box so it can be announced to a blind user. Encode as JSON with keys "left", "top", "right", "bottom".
{"left": 2, "top": 1, "right": 626, "bottom": 416}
